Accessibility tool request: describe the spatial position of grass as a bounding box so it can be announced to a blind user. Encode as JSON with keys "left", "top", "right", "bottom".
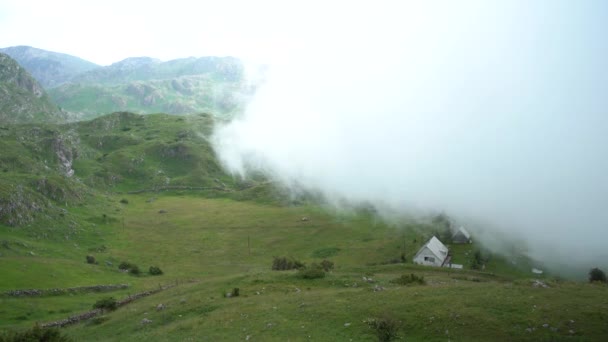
{"left": 2, "top": 194, "right": 607, "bottom": 340}
{"left": 1, "top": 112, "right": 607, "bottom": 340}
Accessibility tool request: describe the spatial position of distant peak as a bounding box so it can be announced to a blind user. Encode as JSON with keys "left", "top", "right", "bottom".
{"left": 111, "top": 57, "right": 162, "bottom": 67}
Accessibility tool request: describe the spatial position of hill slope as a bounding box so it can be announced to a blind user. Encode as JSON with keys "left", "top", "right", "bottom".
{"left": 0, "top": 112, "right": 606, "bottom": 341}
{"left": 0, "top": 46, "right": 99, "bottom": 88}
{"left": 0, "top": 53, "right": 65, "bottom": 123}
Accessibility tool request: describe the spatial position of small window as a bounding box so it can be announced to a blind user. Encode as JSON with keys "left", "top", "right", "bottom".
{"left": 424, "top": 256, "right": 435, "bottom": 262}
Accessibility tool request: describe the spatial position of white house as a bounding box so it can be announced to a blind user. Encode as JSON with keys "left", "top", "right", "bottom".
{"left": 452, "top": 226, "right": 472, "bottom": 244}
{"left": 413, "top": 236, "right": 449, "bottom": 267}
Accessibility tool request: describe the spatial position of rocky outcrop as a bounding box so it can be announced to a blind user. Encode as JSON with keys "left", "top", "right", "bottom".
{"left": 0, "top": 184, "right": 45, "bottom": 226}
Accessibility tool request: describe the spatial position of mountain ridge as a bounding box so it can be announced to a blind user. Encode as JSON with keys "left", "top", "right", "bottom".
{"left": 1, "top": 45, "right": 251, "bottom": 119}
{"left": 0, "top": 45, "right": 99, "bottom": 88}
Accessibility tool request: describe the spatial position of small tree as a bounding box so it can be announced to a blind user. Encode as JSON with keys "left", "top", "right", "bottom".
{"left": 366, "top": 314, "right": 400, "bottom": 342}
{"left": 589, "top": 267, "right": 607, "bottom": 283}
{"left": 86, "top": 255, "right": 96, "bottom": 264}
{"left": 149, "top": 266, "right": 163, "bottom": 275}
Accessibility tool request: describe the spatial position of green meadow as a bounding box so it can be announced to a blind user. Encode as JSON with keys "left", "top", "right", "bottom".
{"left": 2, "top": 193, "right": 607, "bottom": 341}
{"left": 0, "top": 112, "right": 606, "bottom": 341}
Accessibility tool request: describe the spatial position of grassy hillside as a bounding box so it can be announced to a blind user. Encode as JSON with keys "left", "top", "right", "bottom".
{"left": 0, "top": 53, "right": 65, "bottom": 123}
{"left": 48, "top": 76, "right": 248, "bottom": 120}
{"left": 1, "top": 194, "right": 607, "bottom": 341}
{"left": 0, "top": 112, "right": 607, "bottom": 341}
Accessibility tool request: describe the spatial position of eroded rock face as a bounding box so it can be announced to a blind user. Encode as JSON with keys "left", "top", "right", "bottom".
{"left": 52, "top": 134, "right": 78, "bottom": 177}
{"left": 0, "top": 185, "right": 45, "bottom": 226}
{"left": 53, "top": 132, "right": 80, "bottom": 177}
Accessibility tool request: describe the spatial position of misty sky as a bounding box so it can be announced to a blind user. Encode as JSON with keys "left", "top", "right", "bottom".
{"left": 0, "top": 0, "right": 303, "bottom": 64}
{"left": 212, "top": 1, "right": 608, "bottom": 272}
{"left": 3, "top": 1, "right": 608, "bottom": 272}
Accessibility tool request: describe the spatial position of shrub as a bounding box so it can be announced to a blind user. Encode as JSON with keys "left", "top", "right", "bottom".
{"left": 118, "top": 261, "right": 134, "bottom": 270}
{"left": 319, "top": 259, "right": 334, "bottom": 272}
{"left": 119, "top": 198, "right": 129, "bottom": 204}
{"left": 149, "top": 266, "right": 163, "bottom": 275}
{"left": 320, "top": 259, "right": 334, "bottom": 272}
{"left": 390, "top": 273, "right": 426, "bottom": 286}
{"left": 272, "top": 256, "right": 304, "bottom": 271}
{"left": 366, "top": 314, "right": 400, "bottom": 342}
{"left": 118, "top": 261, "right": 140, "bottom": 275}
{"left": 129, "top": 265, "right": 141, "bottom": 275}
{"left": 297, "top": 264, "right": 326, "bottom": 279}
{"left": 232, "top": 288, "right": 240, "bottom": 297}
{"left": 589, "top": 267, "right": 607, "bottom": 283}
{"left": 93, "top": 297, "right": 118, "bottom": 311}
{"left": 0, "top": 325, "right": 72, "bottom": 342}
{"left": 86, "top": 255, "right": 96, "bottom": 264}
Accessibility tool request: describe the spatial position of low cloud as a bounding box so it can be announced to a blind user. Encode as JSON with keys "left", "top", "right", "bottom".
{"left": 212, "top": 2, "right": 608, "bottom": 276}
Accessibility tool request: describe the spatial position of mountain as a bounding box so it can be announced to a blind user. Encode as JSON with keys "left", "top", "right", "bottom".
{"left": 0, "top": 46, "right": 99, "bottom": 88}
{"left": 0, "top": 53, "right": 65, "bottom": 123}
{"left": 71, "top": 56, "right": 242, "bottom": 84}
{"left": 51, "top": 56, "right": 249, "bottom": 118}
{"left": 1, "top": 46, "right": 253, "bottom": 119}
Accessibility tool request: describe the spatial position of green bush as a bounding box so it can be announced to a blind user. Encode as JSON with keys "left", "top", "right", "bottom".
{"left": 366, "top": 314, "right": 400, "bottom": 342}
{"left": 320, "top": 259, "right": 334, "bottom": 272}
{"left": 93, "top": 297, "right": 118, "bottom": 311}
{"left": 86, "top": 255, "right": 96, "bottom": 264}
{"left": 0, "top": 325, "right": 72, "bottom": 342}
{"left": 118, "top": 261, "right": 134, "bottom": 270}
{"left": 272, "top": 256, "right": 305, "bottom": 271}
{"left": 118, "top": 261, "right": 140, "bottom": 275}
{"left": 297, "top": 264, "right": 326, "bottom": 279}
{"left": 589, "top": 267, "right": 607, "bottom": 283}
{"left": 119, "top": 198, "right": 129, "bottom": 204}
{"left": 129, "top": 265, "right": 141, "bottom": 275}
{"left": 149, "top": 266, "right": 163, "bottom": 275}
{"left": 390, "top": 273, "right": 426, "bottom": 286}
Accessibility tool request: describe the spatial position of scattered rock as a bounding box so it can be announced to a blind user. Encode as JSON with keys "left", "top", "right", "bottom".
{"left": 344, "top": 322, "right": 351, "bottom": 327}
{"left": 301, "top": 217, "right": 309, "bottom": 221}
{"left": 180, "top": 298, "right": 186, "bottom": 304}
{"left": 156, "top": 304, "right": 165, "bottom": 311}
{"left": 569, "top": 329, "right": 575, "bottom": 334}
{"left": 225, "top": 292, "right": 232, "bottom": 298}
{"left": 525, "top": 328, "right": 532, "bottom": 333}
{"left": 266, "top": 323, "right": 274, "bottom": 328}
{"left": 532, "top": 280, "right": 549, "bottom": 288}
{"left": 246, "top": 335, "right": 251, "bottom": 341}
{"left": 141, "top": 318, "right": 152, "bottom": 325}
{"left": 373, "top": 285, "right": 385, "bottom": 292}
{"left": 542, "top": 323, "right": 549, "bottom": 328}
